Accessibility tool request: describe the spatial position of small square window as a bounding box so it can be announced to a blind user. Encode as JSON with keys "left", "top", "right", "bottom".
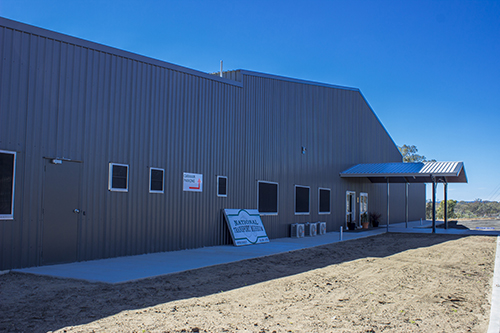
{"left": 217, "top": 176, "right": 227, "bottom": 197}
{"left": 150, "top": 168, "right": 164, "bottom": 193}
{"left": 0, "top": 150, "right": 16, "bottom": 219}
{"left": 109, "top": 163, "right": 129, "bottom": 192}
{"left": 319, "top": 188, "right": 331, "bottom": 214}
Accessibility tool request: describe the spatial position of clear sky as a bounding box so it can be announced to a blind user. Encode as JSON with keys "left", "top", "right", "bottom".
{"left": 1, "top": 0, "right": 499, "bottom": 202}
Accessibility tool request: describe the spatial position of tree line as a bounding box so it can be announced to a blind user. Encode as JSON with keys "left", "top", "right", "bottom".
{"left": 425, "top": 199, "right": 500, "bottom": 220}
{"left": 397, "top": 144, "right": 499, "bottom": 220}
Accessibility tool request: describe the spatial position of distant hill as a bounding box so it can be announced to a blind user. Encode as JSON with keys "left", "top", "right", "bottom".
{"left": 426, "top": 200, "right": 500, "bottom": 219}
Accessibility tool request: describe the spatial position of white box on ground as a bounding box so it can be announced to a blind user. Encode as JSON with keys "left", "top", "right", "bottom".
{"left": 291, "top": 223, "right": 305, "bottom": 238}
{"left": 305, "top": 222, "right": 317, "bottom": 236}
{"left": 318, "top": 222, "right": 327, "bottom": 235}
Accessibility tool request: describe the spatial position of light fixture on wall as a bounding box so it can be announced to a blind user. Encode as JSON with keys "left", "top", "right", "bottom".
{"left": 301, "top": 146, "right": 306, "bottom": 154}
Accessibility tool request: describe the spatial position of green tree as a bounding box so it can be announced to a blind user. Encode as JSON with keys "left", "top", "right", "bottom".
{"left": 426, "top": 201, "right": 433, "bottom": 219}
{"left": 436, "top": 200, "right": 457, "bottom": 219}
{"left": 398, "top": 144, "right": 436, "bottom": 163}
{"left": 452, "top": 200, "right": 500, "bottom": 218}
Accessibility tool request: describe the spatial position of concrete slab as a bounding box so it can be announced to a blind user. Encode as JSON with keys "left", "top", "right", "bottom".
{"left": 12, "top": 220, "right": 500, "bottom": 284}
{"left": 388, "top": 220, "right": 500, "bottom": 236}
{"left": 13, "top": 227, "right": 385, "bottom": 284}
{"left": 488, "top": 236, "right": 500, "bottom": 333}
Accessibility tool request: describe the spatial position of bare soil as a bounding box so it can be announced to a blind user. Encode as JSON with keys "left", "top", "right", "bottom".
{"left": 0, "top": 233, "right": 496, "bottom": 333}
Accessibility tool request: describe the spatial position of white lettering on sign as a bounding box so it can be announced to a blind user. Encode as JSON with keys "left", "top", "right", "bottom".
{"left": 223, "top": 209, "right": 269, "bottom": 246}
{"left": 183, "top": 172, "right": 203, "bottom": 192}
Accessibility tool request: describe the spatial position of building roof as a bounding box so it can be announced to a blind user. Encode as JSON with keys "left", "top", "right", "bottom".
{"left": 340, "top": 161, "right": 468, "bottom": 183}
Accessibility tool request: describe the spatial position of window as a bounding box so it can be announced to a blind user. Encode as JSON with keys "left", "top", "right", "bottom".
{"left": 258, "top": 181, "right": 278, "bottom": 215}
{"left": 150, "top": 168, "right": 164, "bottom": 193}
{"left": 319, "top": 188, "right": 331, "bottom": 214}
{"left": 346, "top": 191, "right": 356, "bottom": 223}
{"left": 217, "top": 176, "right": 227, "bottom": 197}
{"left": 360, "top": 192, "right": 368, "bottom": 220}
{"left": 295, "top": 185, "right": 310, "bottom": 215}
{"left": 108, "top": 163, "right": 129, "bottom": 192}
{"left": 0, "top": 150, "right": 16, "bottom": 219}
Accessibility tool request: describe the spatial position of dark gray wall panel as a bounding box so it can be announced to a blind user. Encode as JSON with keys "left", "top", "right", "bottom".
{"left": 0, "top": 18, "right": 425, "bottom": 270}
{"left": 234, "top": 73, "right": 419, "bottom": 238}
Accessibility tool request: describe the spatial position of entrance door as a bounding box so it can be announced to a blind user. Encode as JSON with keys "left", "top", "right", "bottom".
{"left": 42, "top": 159, "right": 82, "bottom": 265}
{"left": 346, "top": 191, "right": 356, "bottom": 226}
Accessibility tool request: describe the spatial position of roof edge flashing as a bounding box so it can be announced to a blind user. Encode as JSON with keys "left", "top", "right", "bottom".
{"left": 236, "top": 69, "right": 359, "bottom": 91}
{"left": 0, "top": 17, "right": 243, "bottom": 87}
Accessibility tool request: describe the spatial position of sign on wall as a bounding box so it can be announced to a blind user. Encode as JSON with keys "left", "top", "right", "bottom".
{"left": 223, "top": 209, "right": 269, "bottom": 246}
{"left": 183, "top": 172, "right": 203, "bottom": 192}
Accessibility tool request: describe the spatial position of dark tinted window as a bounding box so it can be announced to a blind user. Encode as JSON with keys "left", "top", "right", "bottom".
{"left": 150, "top": 169, "right": 164, "bottom": 192}
{"left": 258, "top": 182, "right": 278, "bottom": 214}
{"left": 218, "top": 176, "right": 227, "bottom": 196}
{"left": 111, "top": 165, "right": 128, "bottom": 190}
{"left": 295, "top": 186, "right": 310, "bottom": 214}
{"left": 0, "top": 152, "right": 15, "bottom": 216}
{"left": 319, "top": 189, "right": 331, "bottom": 213}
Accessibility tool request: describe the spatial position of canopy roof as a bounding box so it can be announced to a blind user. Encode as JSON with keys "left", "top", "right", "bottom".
{"left": 340, "top": 161, "right": 468, "bottom": 183}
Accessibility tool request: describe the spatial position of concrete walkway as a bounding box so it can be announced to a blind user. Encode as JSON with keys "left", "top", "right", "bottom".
{"left": 389, "top": 220, "right": 500, "bottom": 235}
{"left": 14, "top": 227, "right": 386, "bottom": 284}
{"left": 13, "top": 220, "right": 500, "bottom": 284}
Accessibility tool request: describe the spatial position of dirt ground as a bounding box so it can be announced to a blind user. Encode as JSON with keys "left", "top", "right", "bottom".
{"left": 0, "top": 233, "right": 496, "bottom": 333}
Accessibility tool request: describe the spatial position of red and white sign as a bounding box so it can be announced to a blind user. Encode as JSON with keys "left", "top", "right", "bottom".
{"left": 183, "top": 172, "right": 203, "bottom": 192}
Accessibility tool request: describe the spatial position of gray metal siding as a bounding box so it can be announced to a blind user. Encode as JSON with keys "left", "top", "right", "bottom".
{"left": 0, "top": 22, "right": 241, "bottom": 269}
{"left": 235, "top": 73, "right": 424, "bottom": 238}
{"left": 0, "top": 18, "right": 425, "bottom": 270}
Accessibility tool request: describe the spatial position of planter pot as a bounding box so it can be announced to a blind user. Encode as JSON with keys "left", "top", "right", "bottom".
{"left": 372, "top": 221, "right": 379, "bottom": 228}
{"left": 361, "top": 222, "right": 369, "bottom": 229}
{"left": 347, "top": 222, "right": 356, "bottom": 231}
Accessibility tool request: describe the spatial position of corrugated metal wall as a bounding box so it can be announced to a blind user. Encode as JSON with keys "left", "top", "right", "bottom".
{"left": 0, "top": 18, "right": 425, "bottom": 270}
{"left": 0, "top": 19, "right": 242, "bottom": 269}
{"left": 228, "top": 72, "right": 425, "bottom": 238}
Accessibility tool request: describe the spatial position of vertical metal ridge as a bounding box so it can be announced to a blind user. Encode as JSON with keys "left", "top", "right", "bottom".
{"left": 0, "top": 23, "right": 424, "bottom": 270}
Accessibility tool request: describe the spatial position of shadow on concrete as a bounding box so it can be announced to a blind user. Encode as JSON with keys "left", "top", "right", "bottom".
{"left": 0, "top": 233, "right": 472, "bottom": 333}
{"left": 436, "top": 221, "right": 469, "bottom": 229}
{"left": 429, "top": 219, "right": 500, "bottom": 231}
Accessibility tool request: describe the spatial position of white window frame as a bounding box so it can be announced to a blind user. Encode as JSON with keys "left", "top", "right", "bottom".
{"left": 149, "top": 167, "right": 164, "bottom": 194}
{"left": 217, "top": 176, "right": 228, "bottom": 197}
{"left": 318, "top": 187, "right": 331, "bottom": 215}
{"left": 257, "top": 180, "right": 279, "bottom": 216}
{"left": 108, "top": 163, "right": 129, "bottom": 192}
{"left": 0, "top": 150, "right": 16, "bottom": 220}
{"left": 294, "top": 185, "right": 310, "bottom": 215}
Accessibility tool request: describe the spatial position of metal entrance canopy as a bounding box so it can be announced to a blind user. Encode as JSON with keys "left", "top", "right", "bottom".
{"left": 340, "top": 161, "right": 468, "bottom": 233}
{"left": 340, "top": 161, "right": 467, "bottom": 183}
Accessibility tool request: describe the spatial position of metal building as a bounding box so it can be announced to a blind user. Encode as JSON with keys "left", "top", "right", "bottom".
{"left": 0, "top": 17, "right": 425, "bottom": 270}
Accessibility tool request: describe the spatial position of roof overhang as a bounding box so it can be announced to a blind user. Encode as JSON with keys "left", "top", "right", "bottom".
{"left": 340, "top": 162, "right": 468, "bottom": 184}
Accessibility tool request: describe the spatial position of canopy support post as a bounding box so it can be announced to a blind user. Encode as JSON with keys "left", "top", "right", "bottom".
{"left": 386, "top": 178, "right": 390, "bottom": 233}
{"left": 432, "top": 178, "right": 436, "bottom": 234}
{"left": 405, "top": 182, "right": 409, "bottom": 228}
{"left": 444, "top": 182, "right": 448, "bottom": 229}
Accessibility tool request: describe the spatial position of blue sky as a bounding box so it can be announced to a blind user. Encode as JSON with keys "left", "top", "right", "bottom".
{"left": 1, "top": 0, "right": 499, "bottom": 202}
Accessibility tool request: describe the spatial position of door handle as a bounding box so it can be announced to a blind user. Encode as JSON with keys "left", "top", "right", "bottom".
{"left": 73, "top": 209, "right": 81, "bottom": 214}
